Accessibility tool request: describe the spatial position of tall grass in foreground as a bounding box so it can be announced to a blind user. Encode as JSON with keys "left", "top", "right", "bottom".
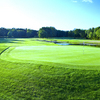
{"left": 0, "top": 58, "right": 100, "bottom": 99}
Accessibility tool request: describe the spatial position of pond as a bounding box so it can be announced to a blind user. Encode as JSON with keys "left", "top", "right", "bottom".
{"left": 56, "top": 43, "right": 71, "bottom": 45}
{"left": 56, "top": 42, "right": 98, "bottom": 47}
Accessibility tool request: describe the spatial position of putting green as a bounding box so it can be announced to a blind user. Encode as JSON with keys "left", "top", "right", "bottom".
{"left": 1, "top": 45, "right": 100, "bottom": 67}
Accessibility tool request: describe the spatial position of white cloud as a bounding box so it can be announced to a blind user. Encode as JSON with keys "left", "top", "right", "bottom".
{"left": 82, "top": 0, "right": 93, "bottom": 3}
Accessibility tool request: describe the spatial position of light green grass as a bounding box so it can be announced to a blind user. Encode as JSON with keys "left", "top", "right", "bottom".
{"left": 1, "top": 45, "right": 100, "bottom": 70}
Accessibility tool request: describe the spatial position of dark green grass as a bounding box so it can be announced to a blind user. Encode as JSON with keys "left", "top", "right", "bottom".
{"left": 1, "top": 38, "right": 100, "bottom": 100}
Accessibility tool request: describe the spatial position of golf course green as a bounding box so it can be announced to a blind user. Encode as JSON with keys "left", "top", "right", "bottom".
{"left": 1, "top": 45, "right": 100, "bottom": 68}
{"left": 1, "top": 38, "right": 100, "bottom": 100}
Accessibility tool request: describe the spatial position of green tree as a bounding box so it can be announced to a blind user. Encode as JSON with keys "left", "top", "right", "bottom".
{"left": 11, "top": 28, "right": 17, "bottom": 37}
{"left": 38, "top": 29, "right": 48, "bottom": 38}
{"left": 68, "top": 31, "right": 74, "bottom": 37}
{"left": 38, "top": 27, "right": 57, "bottom": 38}
{"left": 89, "top": 32, "right": 93, "bottom": 39}
{"left": 7, "top": 28, "right": 18, "bottom": 38}
{"left": 57, "top": 30, "right": 67, "bottom": 37}
{"left": 73, "top": 29, "right": 81, "bottom": 37}
{"left": 0, "top": 28, "right": 8, "bottom": 37}
{"left": 79, "top": 30, "right": 86, "bottom": 38}
{"left": 85, "top": 28, "right": 96, "bottom": 39}
{"left": 27, "top": 29, "right": 38, "bottom": 38}
{"left": 85, "top": 28, "right": 92, "bottom": 39}
{"left": 16, "top": 29, "right": 27, "bottom": 38}
{"left": 50, "top": 27, "right": 57, "bottom": 37}
{"left": 27, "top": 29, "right": 32, "bottom": 37}
{"left": 96, "top": 28, "right": 100, "bottom": 39}
{"left": 7, "top": 31, "right": 13, "bottom": 38}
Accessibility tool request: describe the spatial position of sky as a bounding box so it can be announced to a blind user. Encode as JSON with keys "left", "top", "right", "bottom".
{"left": 0, "top": 0, "right": 100, "bottom": 31}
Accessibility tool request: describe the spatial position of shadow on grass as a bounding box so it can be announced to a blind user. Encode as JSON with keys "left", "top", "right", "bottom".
{"left": 0, "top": 38, "right": 25, "bottom": 43}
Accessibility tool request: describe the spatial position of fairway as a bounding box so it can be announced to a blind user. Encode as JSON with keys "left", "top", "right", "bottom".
{"left": 1, "top": 45, "right": 100, "bottom": 67}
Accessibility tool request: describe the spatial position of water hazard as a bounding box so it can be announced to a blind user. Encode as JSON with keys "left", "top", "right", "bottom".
{"left": 56, "top": 43, "right": 71, "bottom": 45}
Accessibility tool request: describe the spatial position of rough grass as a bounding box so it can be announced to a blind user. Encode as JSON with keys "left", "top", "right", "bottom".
{"left": 0, "top": 38, "right": 100, "bottom": 100}
{"left": 1, "top": 59, "right": 100, "bottom": 100}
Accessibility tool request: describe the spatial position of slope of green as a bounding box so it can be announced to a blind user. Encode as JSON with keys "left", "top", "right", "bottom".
{"left": 0, "top": 38, "right": 100, "bottom": 100}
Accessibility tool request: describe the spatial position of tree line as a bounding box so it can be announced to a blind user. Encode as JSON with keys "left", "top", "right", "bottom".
{"left": 0, "top": 26, "right": 100, "bottom": 39}
{"left": 38, "top": 26, "right": 100, "bottom": 39}
{"left": 0, "top": 28, "right": 38, "bottom": 38}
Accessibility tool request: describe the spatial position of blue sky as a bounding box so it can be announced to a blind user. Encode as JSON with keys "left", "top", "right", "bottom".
{"left": 0, "top": 0, "right": 100, "bottom": 30}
